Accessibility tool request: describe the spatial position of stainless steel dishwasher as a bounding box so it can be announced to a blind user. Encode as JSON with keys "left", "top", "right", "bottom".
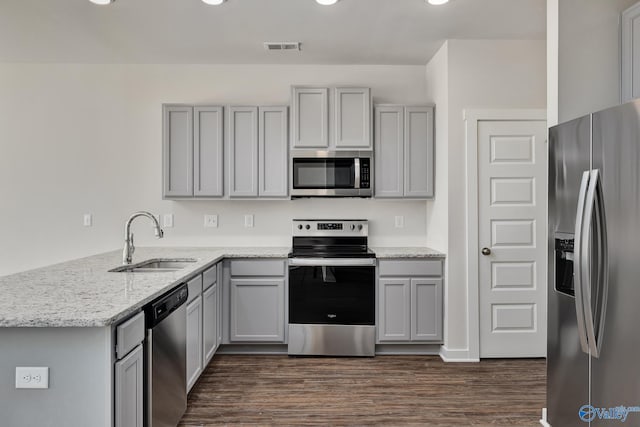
{"left": 146, "top": 283, "right": 188, "bottom": 427}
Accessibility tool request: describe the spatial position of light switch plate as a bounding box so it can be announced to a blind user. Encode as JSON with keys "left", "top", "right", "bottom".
{"left": 163, "top": 214, "right": 174, "bottom": 228}
{"left": 16, "top": 367, "right": 49, "bottom": 389}
{"left": 204, "top": 214, "right": 218, "bottom": 228}
{"left": 83, "top": 214, "right": 92, "bottom": 227}
{"left": 395, "top": 216, "right": 404, "bottom": 228}
{"left": 244, "top": 214, "right": 254, "bottom": 228}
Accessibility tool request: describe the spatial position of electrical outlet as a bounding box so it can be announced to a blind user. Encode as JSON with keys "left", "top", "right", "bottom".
{"left": 15, "top": 367, "right": 49, "bottom": 389}
{"left": 163, "top": 214, "right": 174, "bottom": 228}
{"left": 244, "top": 214, "right": 254, "bottom": 228}
{"left": 395, "top": 216, "right": 404, "bottom": 228}
{"left": 83, "top": 214, "right": 92, "bottom": 227}
{"left": 204, "top": 214, "right": 218, "bottom": 228}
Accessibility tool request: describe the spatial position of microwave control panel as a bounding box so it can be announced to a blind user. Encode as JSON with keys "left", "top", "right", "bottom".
{"left": 360, "top": 158, "right": 370, "bottom": 189}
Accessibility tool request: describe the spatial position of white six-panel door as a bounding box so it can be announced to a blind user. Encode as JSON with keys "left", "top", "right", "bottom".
{"left": 478, "top": 120, "right": 547, "bottom": 358}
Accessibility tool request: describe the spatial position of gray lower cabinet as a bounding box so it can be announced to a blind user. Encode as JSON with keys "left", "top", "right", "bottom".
{"left": 114, "top": 344, "right": 144, "bottom": 427}
{"left": 202, "top": 280, "right": 219, "bottom": 365}
{"left": 186, "top": 294, "right": 203, "bottom": 392}
{"left": 377, "top": 259, "right": 443, "bottom": 343}
{"left": 228, "top": 259, "right": 286, "bottom": 343}
{"left": 114, "top": 311, "right": 145, "bottom": 427}
{"left": 230, "top": 278, "right": 285, "bottom": 342}
{"left": 163, "top": 104, "right": 224, "bottom": 198}
{"left": 374, "top": 105, "right": 434, "bottom": 199}
{"left": 186, "top": 264, "right": 220, "bottom": 393}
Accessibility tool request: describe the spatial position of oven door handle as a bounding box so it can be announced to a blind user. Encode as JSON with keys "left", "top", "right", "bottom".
{"left": 288, "top": 258, "right": 376, "bottom": 267}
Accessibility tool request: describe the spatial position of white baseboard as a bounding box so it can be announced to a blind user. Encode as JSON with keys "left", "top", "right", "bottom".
{"left": 539, "top": 408, "right": 551, "bottom": 426}
{"left": 439, "top": 346, "right": 480, "bottom": 362}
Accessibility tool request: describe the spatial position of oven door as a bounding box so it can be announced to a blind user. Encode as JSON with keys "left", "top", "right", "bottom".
{"left": 288, "top": 258, "right": 375, "bottom": 326}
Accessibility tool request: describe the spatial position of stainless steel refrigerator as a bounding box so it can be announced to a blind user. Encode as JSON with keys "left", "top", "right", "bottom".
{"left": 548, "top": 99, "right": 640, "bottom": 426}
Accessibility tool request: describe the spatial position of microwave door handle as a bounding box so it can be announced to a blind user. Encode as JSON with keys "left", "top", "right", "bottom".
{"left": 354, "top": 158, "right": 361, "bottom": 189}
{"left": 574, "top": 170, "right": 591, "bottom": 355}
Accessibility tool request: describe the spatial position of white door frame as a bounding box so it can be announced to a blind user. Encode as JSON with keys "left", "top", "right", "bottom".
{"left": 464, "top": 108, "right": 547, "bottom": 360}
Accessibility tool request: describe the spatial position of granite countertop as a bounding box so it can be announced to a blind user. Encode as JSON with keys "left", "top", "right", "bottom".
{"left": 371, "top": 247, "right": 446, "bottom": 258}
{"left": 0, "top": 247, "right": 289, "bottom": 328}
{"left": 0, "top": 245, "right": 445, "bottom": 328}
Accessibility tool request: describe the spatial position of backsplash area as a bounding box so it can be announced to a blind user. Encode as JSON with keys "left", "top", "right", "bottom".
{"left": 148, "top": 198, "right": 428, "bottom": 248}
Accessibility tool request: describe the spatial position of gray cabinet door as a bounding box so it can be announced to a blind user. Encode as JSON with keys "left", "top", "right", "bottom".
{"left": 374, "top": 105, "right": 404, "bottom": 197}
{"left": 334, "top": 87, "right": 371, "bottom": 149}
{"left": 404, "top": 106, "right": 434, "bottom": 198}
{"left": 229, "top": 278, "right": 285, "bottom": 342}
{"left": 258, "top": 106, "right": 288, "bottom": 197}
{"left": 411, "top": 278, "right": 443, "bottom": 342}
{"left": 114, "top": 344, "right": 144, "bottom": 427}
{"left": 186, "top": 295, "right": 203, "bottom": 392}
{"left": 291, "top": 87, "right": 329, "bottom": 148}
{"left": 194, "top": 106, "right": 224, "bottom": 197}
{"left": 202, "top": 282, "right": 218, "bottom": 366}
{"left": 228, "top": 106, "right": 258, "bottom": 197}
{"left": 163, "top": 105, "right": 193, "bottom": 197}
{"left": 378, "top": 278, "right": 411, "bottom": 342}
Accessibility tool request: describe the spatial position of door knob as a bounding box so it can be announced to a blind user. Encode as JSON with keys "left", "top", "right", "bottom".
{"left": 481, "top": 247, "right": 491, "bottom": 256}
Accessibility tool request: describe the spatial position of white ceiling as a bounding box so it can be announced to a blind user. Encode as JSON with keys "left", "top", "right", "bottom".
{"left": 0, "top": 0, "right": 545, "bottom": 65}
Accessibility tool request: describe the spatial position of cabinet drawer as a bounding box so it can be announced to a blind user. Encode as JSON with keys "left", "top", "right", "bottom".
{"left": 116, "top": 311, "right": 145, "bottom": 360}
{"left": 187, "top": 274, "right": 203, "bottom": 303}
{"left": 230, "top": 259, "right": 285, "bottom": 277}
{"left": 203, "top": 264, "right": 217, "bottom": 290}
{"left": 378, "top": 260, "right": 442, "bottom": 277}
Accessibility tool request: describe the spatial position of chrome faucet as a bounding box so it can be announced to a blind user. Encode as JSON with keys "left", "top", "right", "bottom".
{"left": 123, "top": 211, "right": 164, "bottom": 264}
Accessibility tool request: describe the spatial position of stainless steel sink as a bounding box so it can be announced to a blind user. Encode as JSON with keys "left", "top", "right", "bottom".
{"left": 109, "top": 258, "right": 197, "bottom": 273}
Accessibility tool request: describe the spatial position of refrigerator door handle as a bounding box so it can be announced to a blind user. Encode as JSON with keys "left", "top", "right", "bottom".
{"left": 581, "top": 169, "right": 609, "bottom": 358}
{"left": 574, "top": 170, "right": 591, "bottom": 354}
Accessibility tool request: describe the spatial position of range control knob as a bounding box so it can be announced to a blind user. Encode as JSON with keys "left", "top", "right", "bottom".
{"left": 305, "top": 224, "right": 311, "bottom": 230}
{"left": 350, "top": 224, "right": 356, "bottom": 231}
{"left": 358, "top": 224, "right": 363, "bottom": 231}
{"left": 297, "top": 224, "right": 303, "bottom": 230}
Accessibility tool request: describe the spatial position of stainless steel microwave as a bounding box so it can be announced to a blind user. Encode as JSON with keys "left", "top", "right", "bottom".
{"left": 290, "top": 150, "right": 373, "bottom": 198}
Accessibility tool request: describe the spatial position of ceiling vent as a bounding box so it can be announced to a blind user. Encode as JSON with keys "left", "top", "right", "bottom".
{"left": 264, "top": 42, "right": 301, "bottom": 51}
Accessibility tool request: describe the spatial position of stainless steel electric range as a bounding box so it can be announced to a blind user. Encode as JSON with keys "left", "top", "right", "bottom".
{"left": 288, "top": 219, "right": 376, "bottom": 357}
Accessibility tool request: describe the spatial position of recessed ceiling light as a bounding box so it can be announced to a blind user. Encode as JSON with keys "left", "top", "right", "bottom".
{"left": 427, "top": 0, "right": 449, "bottom": 5}
{"left": 202, "top": 0, "right": 226, "bottom": 4}
{"left": 89, "top": 0, "right": 114, "bottom": 4}
{"left": 316, "top": 0, "right": 339, "bottom": 5}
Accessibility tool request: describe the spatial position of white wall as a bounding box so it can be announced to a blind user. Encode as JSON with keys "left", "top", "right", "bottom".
{"left": 425, "top": 42, "right": 449, "bottom": 253}
{"left": 554, "top": 0, "right": 637, "bottom": 122}
{"left": 0, "top": 64, "right": 429, "bottom": 276}
{"left": 426, "top": 39, "right": 547, "bottom": 356}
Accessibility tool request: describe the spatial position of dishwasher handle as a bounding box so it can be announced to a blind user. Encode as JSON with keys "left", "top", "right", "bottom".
{"left": 146, "top": 283, "right": 188, "bottom": 328}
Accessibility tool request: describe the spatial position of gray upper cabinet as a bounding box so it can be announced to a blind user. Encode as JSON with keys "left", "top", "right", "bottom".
{"left": 291, "top": 87, "right": 329, "bottom": 149}
{"left": 374, "top": 105, "right": 434, "bottom": 199}
{"left": 291, "top": 86, "right": 372, "bottom": 150}
{"left": 163, "top": 104, "right": 224, "bottom": 199}
{"left": 374, "top": 105, "right": 404, "bottom": 197}
{"left": 404, "top": 107, "right": 434, "bottom": 198}
{"left": 258, "top": 106, "right": 288, "bottom": 197}
{"left": 334, "top": 87, "right": 371, "bottom": 149}
{"left": 163, "top": 105, "right": 193, "bottom": 197}
{"left": 194, "top": 106, "right": 224, "bottom": 197}
{"left": 623, "top": 3, "right": 640, "bottom": 103}
{"left": 228, "top": 106, "right": 259, "bottom": 197}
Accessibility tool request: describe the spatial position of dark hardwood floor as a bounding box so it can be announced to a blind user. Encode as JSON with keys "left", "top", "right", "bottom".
{"left": 179, "top": 355, "right": 546, "bottom": 426}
